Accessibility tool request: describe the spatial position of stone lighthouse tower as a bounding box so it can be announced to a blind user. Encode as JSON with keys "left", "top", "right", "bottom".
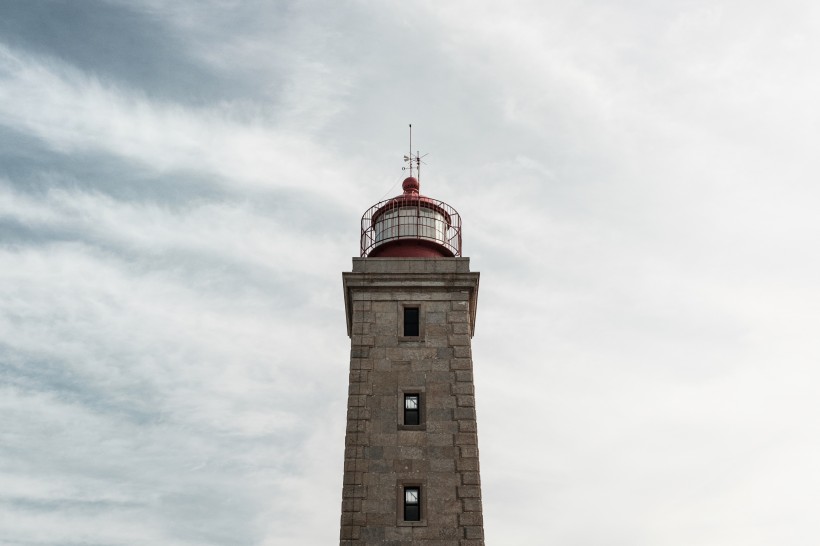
{"left": 340, "top": 153, "right": 485, "bottom": 545}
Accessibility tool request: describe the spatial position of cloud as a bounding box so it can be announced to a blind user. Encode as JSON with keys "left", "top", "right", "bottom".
{"left": 0, "top": 44, "right": 368, "bottom": 206}
{"left": 0, "top": 210, "right": 348, "bottom": 544}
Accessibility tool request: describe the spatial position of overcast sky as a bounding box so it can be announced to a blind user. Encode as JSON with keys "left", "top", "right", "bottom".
{"left": 1, "top": 1, "right": 819, "bottom": 545}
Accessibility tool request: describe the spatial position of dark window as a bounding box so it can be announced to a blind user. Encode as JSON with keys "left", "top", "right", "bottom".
{"left": 404, "top": 486, "right": 420, "bottom": 521}
{"left": 404, "top": 394, "right": 420, "bottom": 426}
{"left": 403, "top": 307, "right": 419, "bottom": 337}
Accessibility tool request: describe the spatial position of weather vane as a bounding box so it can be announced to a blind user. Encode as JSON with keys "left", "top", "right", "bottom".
{"left": 402, "top": 124, "right": 428, "bottom": 180}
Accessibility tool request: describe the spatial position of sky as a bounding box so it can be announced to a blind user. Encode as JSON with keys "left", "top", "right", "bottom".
{"left": 1, "top": 1, "right": 819, "bottom": 544}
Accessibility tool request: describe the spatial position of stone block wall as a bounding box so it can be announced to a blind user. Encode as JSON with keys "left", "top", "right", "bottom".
{"left": 341, "top": 258, "right": 484, "bottom": 545}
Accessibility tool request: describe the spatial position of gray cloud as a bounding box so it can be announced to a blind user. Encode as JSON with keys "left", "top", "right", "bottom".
{"left": 0, "top": 0, "right": 241, "bottom": 104}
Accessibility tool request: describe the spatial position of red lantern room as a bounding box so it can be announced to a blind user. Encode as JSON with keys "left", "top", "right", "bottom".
{"left": 360, "top": 175, "right": 462, "bottom": 258}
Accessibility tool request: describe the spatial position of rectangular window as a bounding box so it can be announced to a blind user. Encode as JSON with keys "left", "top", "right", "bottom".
{"left": 404, "top": 486, "right": 421, "bottom": 521}
{"left": 399, "top": 303, "right": 424, "bottom": 340}
{"left": 398, "top": 388, "right": 425, "bottom": 431}
{"left": 396, "top": 480, "right": 426, "bottom": 526}
{"left": 403, "top": 307, "right": 419, "bottom": 337}
{"left": 404, "top": 394, "right": 420, "bottom": 426}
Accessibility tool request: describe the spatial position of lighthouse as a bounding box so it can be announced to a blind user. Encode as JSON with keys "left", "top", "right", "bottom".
{"left": 340, "top": 148, "right": 485, "bottom": 544}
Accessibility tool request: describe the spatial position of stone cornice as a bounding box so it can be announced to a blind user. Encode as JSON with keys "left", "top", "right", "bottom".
{"left": 342, "top": 258, "right": 480, "bottom": 338}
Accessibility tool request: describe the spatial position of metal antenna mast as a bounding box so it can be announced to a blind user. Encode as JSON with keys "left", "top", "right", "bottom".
{"left": 403, "top": 124, "right": 415, "bottom": 178}
{"left": 402, "top": 124, "right": 427, "bottom": 182}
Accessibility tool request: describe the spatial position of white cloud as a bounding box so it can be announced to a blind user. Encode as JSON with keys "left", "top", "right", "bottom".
{"left": 0, "top": 188, "right": 348, "bottom": 544}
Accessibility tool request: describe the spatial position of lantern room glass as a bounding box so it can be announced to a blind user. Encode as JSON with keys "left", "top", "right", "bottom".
{"left": 374, "top": 207, "right": 447, "bottom": 244}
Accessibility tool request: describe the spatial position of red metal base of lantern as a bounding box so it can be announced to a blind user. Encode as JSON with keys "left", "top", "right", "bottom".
{"left": 367, "top": 238, "right": 455, "bottom": 258}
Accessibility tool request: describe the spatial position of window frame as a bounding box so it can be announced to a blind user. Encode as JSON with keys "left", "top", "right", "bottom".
{"left": 398, "top": 302, "right": 425, "bottom": 341}
{"left": 396, "top": 481, "right": 427, "bottom": 526}
{"left": 397, "top": 387, "right": 426, "bottom": 430}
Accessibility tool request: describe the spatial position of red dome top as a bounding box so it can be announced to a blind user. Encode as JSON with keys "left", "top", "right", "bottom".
{"left": 402, "top": 176, "right": 420, "bottom": 194}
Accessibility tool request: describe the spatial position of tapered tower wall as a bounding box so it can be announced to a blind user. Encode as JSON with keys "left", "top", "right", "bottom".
{"left": 341, "top": 257, "right": 484, "bottom": 545}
